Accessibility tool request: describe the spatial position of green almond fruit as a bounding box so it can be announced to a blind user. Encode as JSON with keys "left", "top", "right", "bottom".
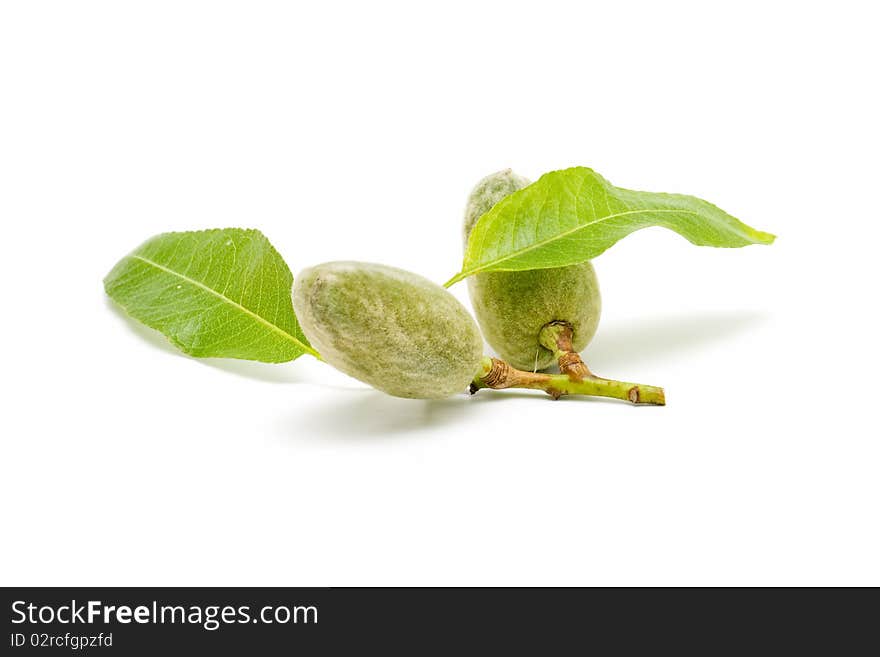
{"left": 293, "top": 261, "right": 484, "bottom": 399}
{"left": 464, "top": 170, "right": 601, "bottom": 371}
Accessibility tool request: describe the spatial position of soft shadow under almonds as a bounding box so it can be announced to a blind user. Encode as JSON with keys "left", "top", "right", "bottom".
{"left": 289, "top": 391, "right": 478, "bottom": 442}
{"left": 286, "top": 383, "right": 636, "bottom": 443}
{"left": 585, "top": 310, "right": 768, "bottom": 369}
{"left": 105, "top": 298, "right": 310, "bottom": 384}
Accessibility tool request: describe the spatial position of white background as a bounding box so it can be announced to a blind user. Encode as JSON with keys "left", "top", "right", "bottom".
{"left": 1, "top": 1, "right": 878, "bottom": 586}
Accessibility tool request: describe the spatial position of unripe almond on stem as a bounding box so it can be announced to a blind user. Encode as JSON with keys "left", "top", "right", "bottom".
{"left": 464, "top": 170, "right": 601, "bottom": 370}
{"left": 461, "top": 170, "right": 664, "bottom": 404}
{"left": 293, "top": 261, "right": 484, "bottom": 399}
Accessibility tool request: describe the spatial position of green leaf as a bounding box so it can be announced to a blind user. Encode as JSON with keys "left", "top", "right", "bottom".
{"left": 446, "top": 167, "right": 775, "bottom": 286}
{"left": 104, "top": 228, "right": 319, "bottom": 362}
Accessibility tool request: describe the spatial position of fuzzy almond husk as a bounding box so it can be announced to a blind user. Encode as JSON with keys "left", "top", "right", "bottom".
{"left": 293, "top": 261, "right": 484, "bottom": 399}
{"left": 464, "top": 169, "right": 601, "bottom": 370}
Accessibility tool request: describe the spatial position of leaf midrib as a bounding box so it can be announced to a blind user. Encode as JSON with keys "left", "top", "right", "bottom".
{"left": 129, "top": 254, "right": 318, "bottom": 358}
{"left": 458, "top": 207, "right": 702, "bottom": 281}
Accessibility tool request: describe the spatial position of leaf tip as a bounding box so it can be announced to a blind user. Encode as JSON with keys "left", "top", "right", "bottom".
{"left": 752, "top": 229, "right": 777, "bottom": 245}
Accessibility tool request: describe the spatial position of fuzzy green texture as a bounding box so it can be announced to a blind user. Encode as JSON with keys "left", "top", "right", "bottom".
{"left": 463, "top": 168, "right": 532, "bottom": 247}
{"left": 293, "top": 261, "right": 484, "bottom": 399}
{"left": 465, "top": 170, "right": 601, "bottom": 370}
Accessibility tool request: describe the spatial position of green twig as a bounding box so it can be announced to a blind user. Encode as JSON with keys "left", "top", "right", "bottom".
{"left": 471, "top": 356, "right": 665, "bottom": 406}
